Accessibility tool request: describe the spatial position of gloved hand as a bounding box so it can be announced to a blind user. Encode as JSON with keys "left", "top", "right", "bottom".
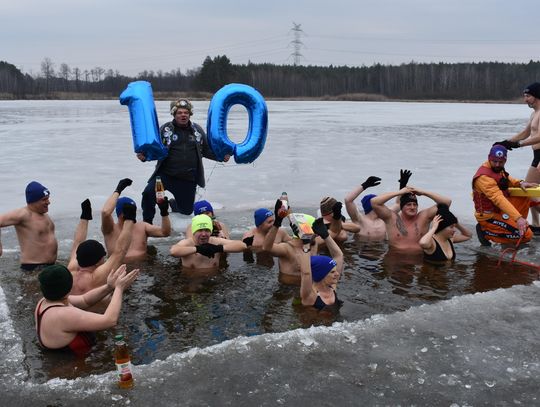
{"left": 311, "top": 217, "right": 329, "bottom": 239}
{"left": 493, "top": 140, "right": 519, "bottom": 150}
{"left": 242, "top": 236, "right": 254, "bottom": 247}
{"left": 122, "top": 203, "right": 137, "bottom": 222}
{"left": 273, "top": 199, "right": 285, "bottom": 227}
{"left": 115, "top": 178, "right": 133, "bottom": 194}
{"left": 332, "top": 201, "right": 343, "bottom": 220}
{"left": 157, "top": 196, "right": 169, "bottom": 217}
{"left": 399, "top": 169, "right": 412, "bottom": 189}
{"left": 196, "top": 243, "right": 224, "bottom": 258}
{"left": 361, "top": 176, "right": 381, "bottom": 190}
{"left": 211, "top": 221, "right": 222, "bottom": 237}
{"left": 290, "top": 223, "right": 300, "bottom": 237}
{"left": 80, "top": 198, "right": 92, "bottom": 220}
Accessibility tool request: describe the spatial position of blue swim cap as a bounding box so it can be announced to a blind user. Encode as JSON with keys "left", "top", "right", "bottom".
{"left": 310, "top": 255, "right": 337, "bottom": 282}
{"left": 361, "top": 194, "right": 376, "bottom": 214}
{"left": 254, "top": 208, "right": 273, "bottom": 227}
{"left": 25, "top": 181, "right": 50, "bottom": 204}
{"left": 194, "top": 200, "right": 214, "bottom": 215}
{"left": 116, "top": 196, "right": 137, "bottom": 217}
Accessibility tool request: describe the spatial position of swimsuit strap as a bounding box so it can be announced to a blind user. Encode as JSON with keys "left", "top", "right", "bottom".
{"left": 36, "top": 299, "right": 65, "bottom": 349}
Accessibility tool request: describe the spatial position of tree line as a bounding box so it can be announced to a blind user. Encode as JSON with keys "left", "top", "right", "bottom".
{"left": 1, "top": 55, "right": 540, "bottom": 100}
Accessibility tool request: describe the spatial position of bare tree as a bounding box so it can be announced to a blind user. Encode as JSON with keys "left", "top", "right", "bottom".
{"left": 40, "top": 57, "right": 55, "bottom": 93}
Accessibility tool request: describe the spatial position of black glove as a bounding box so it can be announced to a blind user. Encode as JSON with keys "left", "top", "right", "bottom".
{"left": 361, "top": 176, "right": 381, "bottom": 190}
{"left": 311, "top": 217, "right": 329, "bottom": 239}
{"left": 273, "top": 199, "right": 284, "bottom": 227}
{"left": 196, "top": 243, "right": 224, "bottom": 258}
{"left": 290, "top": 223, "right": 300, "bottom": 237}
{"left": 493, "top": 140, "right": 519, "bottom": 150}
{"left": 157, "top": 196, "right": 169, "bottom": 217}
{"left": 332, "top": 201, "right": 343, "bottom": 220}
{"left": 80, "top": 199, "right": 92, "bottom": 220}
{"left": 399, "top": 169, "right": 412, "bottom": 189}
{"left": 115, "top": 178, "right": 133, "bottom": 194}
{"left": 122, "top": 203, "right": 137, "bottom": 222}
{"left": 242, "top": 236, "right": 254, "bottom": 247}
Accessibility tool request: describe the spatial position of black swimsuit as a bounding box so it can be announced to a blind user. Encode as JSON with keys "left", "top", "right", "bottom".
{"left": 313, "top": 289, "right": 343, "bottom": 311}
{"left": 531, "top": 149, "right": 540, "bottom": 167}
{"left": 424, "top": 238, "right": 455, "bottom": 262}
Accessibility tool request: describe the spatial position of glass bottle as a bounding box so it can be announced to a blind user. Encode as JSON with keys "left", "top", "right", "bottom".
{"left": 155, "top": 176, "right": 165, "bottom": 204}
{"left": 114, "top": 334, "right": 134, "bottom": 389}
{"left": 278, "top": 192, "right": 289, "bottom": 218}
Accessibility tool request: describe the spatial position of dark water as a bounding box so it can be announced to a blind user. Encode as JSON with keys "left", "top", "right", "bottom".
{"left": 2, "top": 212, "right": 538, "bottom": 384}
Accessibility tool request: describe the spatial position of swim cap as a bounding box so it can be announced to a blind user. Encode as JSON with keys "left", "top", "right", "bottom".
{"left": 435, "top": 203, "right": 458, "bottom": 233}
{"left": 399, "top": 193, "right": 418, "bottom": 209}
{"left": 361, "top": 194, "right": 377, "bottom": 214}
{"left": 170, "top": 99, "right": 193, "bottom": 116}
{"left": 76, "top": 239, "right": 106, "bottom": 268}
{"left": 254, "top": 208, "right": 273, "bottom": 227}
{"left": 116, "top": 197, "right": 137, "bottom": 217}
{"left": 320, "top": 196, "right": 337, "bottom": 216}
{"left": 25, "top": 181, "right": 50, "bottom": 204}
{"left": 488, "top": 144, "right": 507, "bottom": 161}
{"left": 192, "top": 214, "right": 213, "bottom": 234}
{"left": 523, "top": 82, "right": 540, "bottom": 99}
{"left": 310, "top": 255, "right": 337, "bottom": 282}
{"left": 193, "top": 200, "right": 214, "bottom": 216}
{"left": 39, "top": 265, "right": 73, "bottom": 301}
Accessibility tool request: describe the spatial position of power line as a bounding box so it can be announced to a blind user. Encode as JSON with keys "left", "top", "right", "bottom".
{"left": 288, "top": 22, "right": 306, "bottom": 66}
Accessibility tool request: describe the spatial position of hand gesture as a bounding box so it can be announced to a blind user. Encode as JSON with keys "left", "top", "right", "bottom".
{"left": 399, "top": 169, "right": 412, "bottom": 189}
{"left": 80, "top": 198, "right": 92, "bottom": 220}
{"left": 157, "top": 196, "right": 169, "bottom": 216}
{"left": 493, "top": 140, "right": 519, "bottom": 150}
{"left": 361, "top": 176, "right": 381, "bottom": 190}
{"left": 196, "top": 243, "right": 224, "bottom": 258}
{"left": 311, "top": 217, "right": 329, "bottom": 239}
{"left": 273, "top": 199, "right": 286, "bottom": 227}
{"left": 115, "top": 178, "right": 133, "bottom": 194}
{"left": 107, "top": 264, "right": 140, "bottom": 291}
{"left": 332, "top": 201, "right": 343, "bottom": 220}
{"left": 430, "top": 214, "right": 442, "bottom": 232}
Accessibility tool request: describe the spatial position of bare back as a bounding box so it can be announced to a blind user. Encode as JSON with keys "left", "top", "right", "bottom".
{"left": 104, "top": 222, "right": 149, "bottom": 262}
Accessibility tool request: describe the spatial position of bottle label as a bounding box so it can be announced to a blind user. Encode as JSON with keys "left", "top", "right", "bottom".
{"left": 156, "top": 191, "right": 165, "bottom": 203}
{"left": 116, "top": 361, "right": 133, "bottom": 382}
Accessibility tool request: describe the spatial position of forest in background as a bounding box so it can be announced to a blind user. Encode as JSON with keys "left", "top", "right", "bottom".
{"left": 1, "top": 55, "right": 540, "bottom": 101}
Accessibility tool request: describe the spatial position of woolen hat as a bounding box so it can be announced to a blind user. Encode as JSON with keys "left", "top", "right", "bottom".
{"left": 193, "top": 200, "right": 214, "bottom": 216}
{"left": 523, "top": 82, "right": 540, "bottom": 99}
{"left": 254, "top": 208, "right": 273, "bottom": 227}
{"left": 435, "top": 203, "right": 458, "bottom": 233}
{"left": 399, "top": 193, "right": 418, "bottom": 209}
{"left": 25, "top": 181, "right": 50, "bottom": 204}
{"left": 310, "top": 255, "right": 337, "bottom": 282}
{"left": 192, "top": 214, "right": 213, "bottom": 234}
{"left": 170, "top": 99, "right": 193, "bottom": 116}
{"left": 488, "top": 144, "right": 507, "bottom": 160}
{"left": 320, "top": 196, "right": 337, "bottom": 216}
{"left": 116, "top": 196, "right": 136, "bottom": 217}
{"left": 76, "top": 239, "right": 106, "bottom": 267}
{"left": 39, "top": 265, "right": 73, "bottom": 301}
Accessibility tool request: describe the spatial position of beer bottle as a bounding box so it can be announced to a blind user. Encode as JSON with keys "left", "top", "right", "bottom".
{"left": 278, "top": 192, "right": 289, "bottom": 218}
{"left": 114, "top": 334, "right": 134, "bottom": 389}
{"left": 155, "top": 176, "right": 165, "bottom": 204}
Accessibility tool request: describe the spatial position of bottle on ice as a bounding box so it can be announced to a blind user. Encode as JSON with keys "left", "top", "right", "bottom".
{"left": 155, "top": 176, "right": 165, "bottom": 204}
{"left": 114, "top": 334, "right": 134, "bottom": 389}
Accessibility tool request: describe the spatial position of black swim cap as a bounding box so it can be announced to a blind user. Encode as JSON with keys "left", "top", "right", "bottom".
{"left": 523, "top": 82, "right": 540, "bottom": 99}
{"left": 76, "top": 239, "right": 106, "bottom": 267}
{"left": 435, "top": 204, "right": 458, "bottom": 233}
{"left": 39, "top": 265, "right": 73, "bottom": 300}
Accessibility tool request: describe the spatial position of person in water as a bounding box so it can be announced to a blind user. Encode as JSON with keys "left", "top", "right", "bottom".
{"left": 170, "top": 214, "right": 246, "bottom": 270}
{"left": 34, "top": 263, "right": 139, "bottom": 355}
{"left": 137, "top": 99, "right": 230, "bottom": 222}
{"left": 185, "top": 200, "right": 229, "bottom": 239}
{"left": 318, "top": 196, "right": 360, "bottom": 243}
{"left": 0, "top": 181, "right": 57, "bottom": 271}
{"left": 494, "top": 82, "right": 540, "bottom": 231}
{"left": 419, "top": 204, "right": 472, "bottom": 262}
{"left": 101, "top": 178, "right": 171, "bottom": 262}
{"left": 68, "top": 200, "right": 136, "bottom": 300}
{"left": 370, "top": 185, "right": 452, "bottom": 253}
{"left": 472, "top": 144, "right": 538, "bottom": 245}
{"left": 296, "top": 249, "right": 344, "bottom": 311}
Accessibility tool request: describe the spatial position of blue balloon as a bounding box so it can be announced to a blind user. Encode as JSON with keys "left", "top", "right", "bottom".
{"left": 207, "top": 83, "right": 268, "bottom": 164}
{"left": 119, "top": 81, "right": 168, "bottom": 161}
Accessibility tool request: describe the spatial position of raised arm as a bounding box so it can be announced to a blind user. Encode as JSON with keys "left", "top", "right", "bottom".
{"left": 371, "top": 188, "right": 412, "bottom": 222}
{"left": 101, "top": 178, "right": 132, "bottom": 235}
{"left": 170, "top": 239, "right": 197, "bottom": 258}
{"left": 344, "top": 176, "right": 381, "bottom": 222}
{"left": 67, "top": 199, "right": 92, "bottom": 271}
{"left": 452, "top": 222, "right": 473, "bottom": 244}
{"left": 0, "top": 208, "right": 26, "bottom": 227}
{"left": 297, "top": 248, "right": 316, "bottom": 306}
{"left": 419, "top": 215, "right": 440, "bottom": 253}
{"left": 312, "top": 218, "right": 343, "bottom": 281}
{"left": 146, "top": 197, "right": 171, "bottom": 238}
{"left": 411, "top": 187, "right": 452, "bottom": 219}
{"left": 262, "top": 199, "right": 290, "bottom": 257}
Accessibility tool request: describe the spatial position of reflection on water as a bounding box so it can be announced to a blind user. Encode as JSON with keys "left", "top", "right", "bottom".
{"left": 2, "top": 230, "right": 538, "bottom": 383}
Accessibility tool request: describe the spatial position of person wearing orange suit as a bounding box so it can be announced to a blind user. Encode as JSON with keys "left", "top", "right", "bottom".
{"left": 472, "top": 144, "right": 538, "bottom": 246}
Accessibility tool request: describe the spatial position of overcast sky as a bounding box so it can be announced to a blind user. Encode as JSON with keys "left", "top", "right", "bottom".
{"left": 1, "top": 0, "right": 538, "bottom": 77}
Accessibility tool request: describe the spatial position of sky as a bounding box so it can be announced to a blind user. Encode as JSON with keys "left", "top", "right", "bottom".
{"left": 1, "top": 0, "right": 539, "bottom": 77}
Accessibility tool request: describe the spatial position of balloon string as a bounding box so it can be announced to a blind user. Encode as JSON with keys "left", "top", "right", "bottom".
{"left": 196, "top": 161, "right": 255, "bottom": 200}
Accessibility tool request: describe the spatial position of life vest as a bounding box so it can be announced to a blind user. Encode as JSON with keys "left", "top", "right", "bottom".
{"left": 472, "top": 165, "right": 510, "bottom": 213}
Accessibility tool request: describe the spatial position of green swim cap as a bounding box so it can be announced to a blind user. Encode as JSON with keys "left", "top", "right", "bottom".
{"left": 192, "top": 214, "right": 213, "bottom": 234}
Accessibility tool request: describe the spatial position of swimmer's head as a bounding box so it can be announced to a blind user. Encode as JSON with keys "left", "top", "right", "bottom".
{"left": 25, "top": 181, "right": 50, "bottom": 204}
{"left": 193, "top": 200, "right": 214, "bottom": 217}
{"left": 116, "top": 197, "right": 137, "bottom": 218}
{"left": 39, "top": 265, "right": 73, "bottom": 300}
{"left": 76, "top": 239, "right": 107, "bottom": 268}
{"left": 310, "top": 255, "right": 337, "bottom": 282}
{"left": 320, "top": 196, "right": 337, "bottom": 216}
{"left": 254, "top": 208, "right": 273, "bottom": 227}
{"left": 170, "top": 99, "right": 193, "bottom": 116}
{"left": 523, "top": 82, "right": 540, "bottom": 99}
{"left": 399, "top": 193, "right": 418, "bottom": 210}
{"left": 192, "top": 214, "right": 213, "bottom": 234}
{"left": 361, "top": 194, "right": 377, "bottom": 214}
{"left": 435, "top": 203, "right": 458, "bottom": 234}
